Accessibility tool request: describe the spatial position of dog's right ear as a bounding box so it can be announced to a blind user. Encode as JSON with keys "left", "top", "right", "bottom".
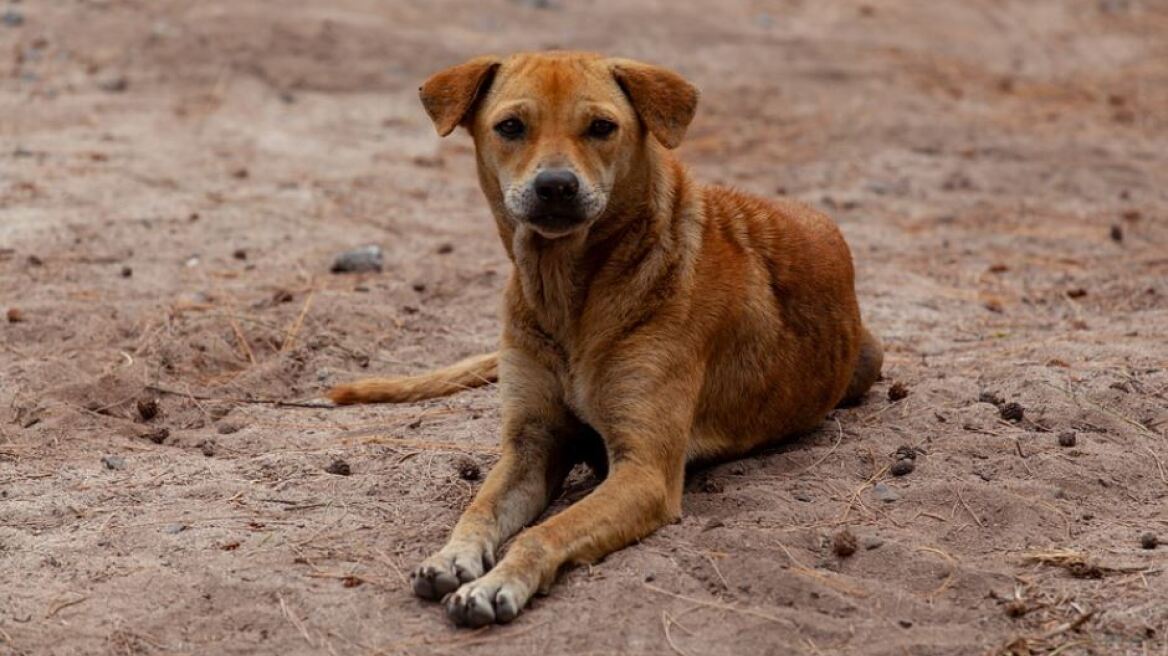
{"left": 419, "top": 56, "right": 501, "bottom": 137}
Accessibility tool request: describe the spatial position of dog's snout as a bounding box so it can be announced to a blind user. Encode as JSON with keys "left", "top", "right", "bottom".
{"left": 534, "top": 169, "right": 579, "bottom": 203}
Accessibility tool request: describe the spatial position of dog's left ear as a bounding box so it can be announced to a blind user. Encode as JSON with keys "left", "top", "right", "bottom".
{"left": 419, "top": 56, "right": 501, "bottom": 136}
{"left": 610, "top": 59, "right": 699, "bottom": 149}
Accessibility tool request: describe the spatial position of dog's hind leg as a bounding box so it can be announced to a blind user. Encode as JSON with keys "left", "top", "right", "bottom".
{"left": 838, "top": 326, "right": 883, "bottom": 407}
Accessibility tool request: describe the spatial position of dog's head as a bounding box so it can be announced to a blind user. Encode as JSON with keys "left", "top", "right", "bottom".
{"left": 419, "top": 52, "right": 698, "bottom": 239}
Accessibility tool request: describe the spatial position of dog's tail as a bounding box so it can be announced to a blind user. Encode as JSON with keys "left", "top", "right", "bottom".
{"left": 327, "top": 352, "right": 499, "bottom": 405}
{"left": 838, "top": 326, "right": 883, "bottom": 407}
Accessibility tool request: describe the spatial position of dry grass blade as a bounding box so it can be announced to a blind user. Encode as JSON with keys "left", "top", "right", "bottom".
{"left": 1019, "top": 549, "right": 1147, "bottom": 578}
{"left": 662, "top": 610, "right": 696, "bottom": 656}
{"left": 278, "top": 595, "right": 315, "bottom": 647}
{"left": 228, "top": 315, "right": 257, "bottom": 365}
{"left": 956, "top": 485, "right": 984, "bottom": 528}
{"left": 1020, "top": 549, "right": 1088, "bottom": 569}
{"left": 45, "top": 594, "right": 89, "bottom": 619}
{"left": 281, "top": 291, "right": 315, "bottom": 352}
{"left": 644, "top": 582, "right": 796, "bottom": 627}
{"left": 916, "top": 546, "right": 958, "bottom": 597}
{"left": 794, "top": 418, "right": 844, "bottom": 476}
{"left": 776, "top": 541, "right": 870, "bottom": 598}
{"left": 356, "top": 434, "right": 500, "bottom": 454}
{"left": 996, "top": 610, "right": 1096, "bottom": 656}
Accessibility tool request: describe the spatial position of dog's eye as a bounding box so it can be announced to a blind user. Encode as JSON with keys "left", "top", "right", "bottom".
{"left": 494, "top": 118, "right": 526, "bottom": 140}
{"left": 587, "top": 119, "right": 617, "bottom": 139}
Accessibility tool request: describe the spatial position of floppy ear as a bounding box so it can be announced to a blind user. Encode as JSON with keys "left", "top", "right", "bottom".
{"left": 418, "top": 56, "right": 501, "bottom": 136}
{"left": 610, "top": 59, "right": 699, "bottom": 149}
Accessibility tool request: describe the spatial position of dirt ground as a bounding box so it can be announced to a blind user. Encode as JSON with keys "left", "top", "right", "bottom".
{"left": 2, "top": 1, "right": 1167, "bottom": 654}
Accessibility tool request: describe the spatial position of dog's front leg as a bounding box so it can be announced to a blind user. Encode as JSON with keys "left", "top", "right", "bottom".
{"left": 411, "top": 349, "right": 578, "bottom": 601}
{"left": 444, "top": 376, "right": 693, "bottom": 627}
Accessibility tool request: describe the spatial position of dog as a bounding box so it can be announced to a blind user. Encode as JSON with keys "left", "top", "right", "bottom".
{"left": 329, "top": 51, "right": 883, "bottom": 627}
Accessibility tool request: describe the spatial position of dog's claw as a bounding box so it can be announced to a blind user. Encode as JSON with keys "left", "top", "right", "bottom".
{"left": 411, "top": 564, "right": 461, "bottom": 601}
{"left": 411, "top": 543, "right": 492, "bottom": 601}
{"left": 445, "top": 575, "right": 528, "bottom": 627}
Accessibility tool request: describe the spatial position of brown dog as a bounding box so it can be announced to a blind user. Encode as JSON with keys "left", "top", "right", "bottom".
{"left": 329, "top": 51, "right": 882, "bottom": 627}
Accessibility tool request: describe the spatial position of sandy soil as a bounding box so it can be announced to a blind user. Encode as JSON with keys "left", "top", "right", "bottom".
{"left": 2, "top": 1, "right": 1167, "bottom": 654}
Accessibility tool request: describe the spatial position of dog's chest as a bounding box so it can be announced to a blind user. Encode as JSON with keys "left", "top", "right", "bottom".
{"left": 557, "top": 360, "right": 603, "bottom": 429}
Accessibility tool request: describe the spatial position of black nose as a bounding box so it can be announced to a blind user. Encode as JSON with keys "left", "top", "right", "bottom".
{"left": 534, "top": 169, "right": 579, "bottom": 203}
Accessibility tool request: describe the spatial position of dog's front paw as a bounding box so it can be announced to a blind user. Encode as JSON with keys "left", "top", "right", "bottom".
{"left": 411, "top": 542, "right": 494, "bottom": 601}
{"left": 445, "top": 572, "right": 532, "bottom": 627}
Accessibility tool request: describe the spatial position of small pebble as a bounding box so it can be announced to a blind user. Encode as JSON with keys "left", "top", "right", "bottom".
{"left": 325, "top": 458, "right": 352, "bottom": 476}
{"left": 872, "top": 483, "right": 900, "bottom": 503}
{"left": 888, "top": 381, "right": 909, "bottom": 402}
{"left": 1005, "top": 599, "right": 1029, "bottom": 618}
{"left": 436, "top": 243, "right": 455, "bottom": 255}
{"left": 894, "top": 445, "right": 918, "bottom": 460}
{"left": 232, "top": 248, "right": 247, "bottom": 260}
{"left": 99, "top": 75, "right": 129, "bottom": 93}
{"left": 137, "top": 398, "right": 159, "bottom": 421}
{"left": 1110, "top": 224, "right": 1124, "bottom": 242}
{"left": 832, "top": 529, "right": 857, "bottom": 558}
{"left": 1140, "top": 533, "right": 1159, "bottom": 550}
{"left": 6, "top": 307, "right": 24, "bottom": 323}
{"left": 120, "top": 265, "right": 133, "bottom": 278}
{"left": 701, "top": 477, "right": 724, "bottom": 494}
{"left": 999, "top": 402, "right": 1025, "bottom": 422}
{"left": 163, "top": 524, "right": 186, "bottom": 535}
{"left": 890, "top": 459, "right": 915, "bottom": 477}
{"left": 216, "top": 422, "right": 242, "bottom": 435}
{"left": 330, "top": 245, "right": 383, "bottom": 274}
{"left": 102, "top": 455, "right": 126, "bottom": 470}
{"left": 199, "top": 440, "right": 216, "bottom": 457}
{"left": 455, "top": 457, "right": 481, "bottom": 481}
{"left": 142, "top": 427, "right": 169, "bottom": 444}
{"left": 979, "top": 391, "right": 1004, "bottom": 406}
{"left": 2, "top": 9, "right": 24, "bottom": 27}
{"left": 863, "top": 536, "right": 884, "bottom": 550}
{"left": 1058, "top": 431, "right": 1077, "bottom": 447}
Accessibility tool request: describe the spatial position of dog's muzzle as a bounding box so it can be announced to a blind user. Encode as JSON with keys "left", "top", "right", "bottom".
{"left": 505, "top": 168, "right": 605, "bottom": 237}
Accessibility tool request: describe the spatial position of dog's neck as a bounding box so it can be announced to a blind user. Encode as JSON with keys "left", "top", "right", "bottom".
{"left": 481, "top": 145, "right": 696, "bottom": 344}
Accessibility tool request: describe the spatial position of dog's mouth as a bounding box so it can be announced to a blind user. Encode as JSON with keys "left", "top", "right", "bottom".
{"left": 523, "top": 210, "right": 591, "bottom": 239}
